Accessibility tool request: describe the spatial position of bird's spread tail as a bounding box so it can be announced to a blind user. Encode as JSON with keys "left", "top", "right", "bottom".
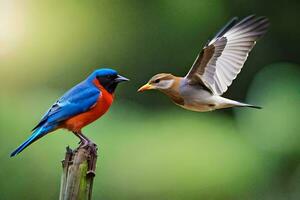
{"left": 10, "top": 126, "right": 53, "bottom": 157}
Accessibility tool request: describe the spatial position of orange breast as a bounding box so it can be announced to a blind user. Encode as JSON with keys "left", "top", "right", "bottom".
{"left": 62, "top": 79, "right": 114, "bottom": 132}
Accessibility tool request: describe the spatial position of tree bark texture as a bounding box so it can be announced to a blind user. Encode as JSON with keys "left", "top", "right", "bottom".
{"left": 59, "top": 144, "right": 98, "bottom": 200}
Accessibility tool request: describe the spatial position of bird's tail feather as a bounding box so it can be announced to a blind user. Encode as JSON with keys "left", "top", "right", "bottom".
{"left": 216, "top": 96, "right": 262, "bottom": 109}
{"left": 10, "top": 126, "right": 53, "bottom": 157}
{"left": 241, "top": 104, "right": 262, "bottom": 109}
{"left": 232, "top": 102, "right": 262, "bottom": 109}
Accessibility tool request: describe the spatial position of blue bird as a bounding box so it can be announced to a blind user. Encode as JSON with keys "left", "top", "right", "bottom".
{"left": 11, "top": 68, "right": 129, "bottom": 157}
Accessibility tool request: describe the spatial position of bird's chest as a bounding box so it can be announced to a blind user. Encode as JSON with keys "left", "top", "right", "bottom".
{"left": 78, "top": 80, "right": 114, "bottom": 124}
{"left": 64, "top": 91, "right": 113, "bottom": 132}
{"left": 90, "top": 92, "right": 114, "bottom": 118}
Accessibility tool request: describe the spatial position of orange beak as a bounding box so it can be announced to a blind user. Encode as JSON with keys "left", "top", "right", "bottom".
{"left": 137, "top": 83, "right": 154, "bottom": 92}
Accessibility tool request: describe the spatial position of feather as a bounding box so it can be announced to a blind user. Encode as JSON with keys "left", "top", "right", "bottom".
{"left": 186, "top": 15, "right": 269, "bottom": 95}
{"left": 10, "top": 126, "right": 54, "bottom": 157}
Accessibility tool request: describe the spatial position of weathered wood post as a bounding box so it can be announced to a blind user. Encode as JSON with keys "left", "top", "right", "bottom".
{"left": 59, "top": 144, "right": 98, "bottom": 200}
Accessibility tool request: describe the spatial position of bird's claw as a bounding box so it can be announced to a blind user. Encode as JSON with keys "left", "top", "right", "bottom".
{"left": 79, "top": 140, "right": 96, "bottom": 149}
{"left": 76, "top": 136, "right": 98, "bottom": 175}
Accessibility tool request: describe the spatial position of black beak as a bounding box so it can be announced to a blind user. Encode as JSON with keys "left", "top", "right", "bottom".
{"left": 115, "top": 75, "right": 129, "bottom": 83}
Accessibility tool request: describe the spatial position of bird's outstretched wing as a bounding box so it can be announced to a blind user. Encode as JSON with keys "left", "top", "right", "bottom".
{"left": 185, "top": 15, "right": 269, "bottom": 95}
{"left": 32, "top": 81, "right": 100, "bottom": 131}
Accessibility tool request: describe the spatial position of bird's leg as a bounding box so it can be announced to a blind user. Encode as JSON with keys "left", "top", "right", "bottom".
{"left": 73, "top": 131, "right": 98, "bottom": 176}
{"left": 72, "top": 131, "right": 89, "bottom": 147}
{"left": 74, "top": 131, "right": 97, "bottom": 154}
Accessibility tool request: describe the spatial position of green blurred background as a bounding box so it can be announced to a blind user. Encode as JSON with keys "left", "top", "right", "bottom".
{"left": 1, "top": 0, "right": 300, "bottom": 199}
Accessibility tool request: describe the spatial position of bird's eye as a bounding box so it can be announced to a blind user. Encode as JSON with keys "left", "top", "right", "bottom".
{"left": 154, "top": 79, "right": 160, "bottom": 83}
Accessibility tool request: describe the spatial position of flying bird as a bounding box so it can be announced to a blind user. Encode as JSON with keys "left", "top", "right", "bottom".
{"left": 138, "top": 15, "right": 269, "bottom": 112}
{"left": 11, "top": 68, "right": 129, "bottom": 157}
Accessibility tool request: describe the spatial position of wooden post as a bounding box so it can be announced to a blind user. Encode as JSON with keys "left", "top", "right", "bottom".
{"left": 59, "top": 144, "right": 98, "bottom": 200}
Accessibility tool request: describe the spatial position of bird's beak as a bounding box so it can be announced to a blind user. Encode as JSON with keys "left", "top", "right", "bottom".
{"left": 115, "top": 75, "right": 130, "bottom": 83}
{"left": 137, "top": 83, "right": 154, "bottom": 92}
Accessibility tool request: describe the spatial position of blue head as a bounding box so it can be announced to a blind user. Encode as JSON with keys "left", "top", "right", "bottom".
{"left": 88, "top": 68, "right": 129, "bottom": 93}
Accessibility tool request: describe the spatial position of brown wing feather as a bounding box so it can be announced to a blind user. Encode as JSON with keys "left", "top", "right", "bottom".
{"left": 186, "top": 38, "right": 227, "bottom": 91}
{"left": 185, "top": 15, "right": 269, "bottom": 95}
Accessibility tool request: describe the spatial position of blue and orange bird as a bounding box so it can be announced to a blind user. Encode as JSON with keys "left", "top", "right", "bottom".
{"left": 10, "top": 68, "right": 129, "bottom": 157}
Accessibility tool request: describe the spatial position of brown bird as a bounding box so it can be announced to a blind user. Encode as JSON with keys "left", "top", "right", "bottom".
{"left": 138, "top": 15, "right": 269, "bottom": 112}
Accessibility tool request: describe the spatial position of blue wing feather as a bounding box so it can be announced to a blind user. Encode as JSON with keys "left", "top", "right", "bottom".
{"left": 11, "top": 80, "right": 100, "bottom": 157}
{"left": 32, "top": 80, "right": 100, "bottom": 131}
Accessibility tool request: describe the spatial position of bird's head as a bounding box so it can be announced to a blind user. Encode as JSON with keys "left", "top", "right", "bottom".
{"left": 138, "top": 73, "right": 175, "bottom": 92}
{"left": 89, "top": 68, "right": 129, "bottom": 93}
